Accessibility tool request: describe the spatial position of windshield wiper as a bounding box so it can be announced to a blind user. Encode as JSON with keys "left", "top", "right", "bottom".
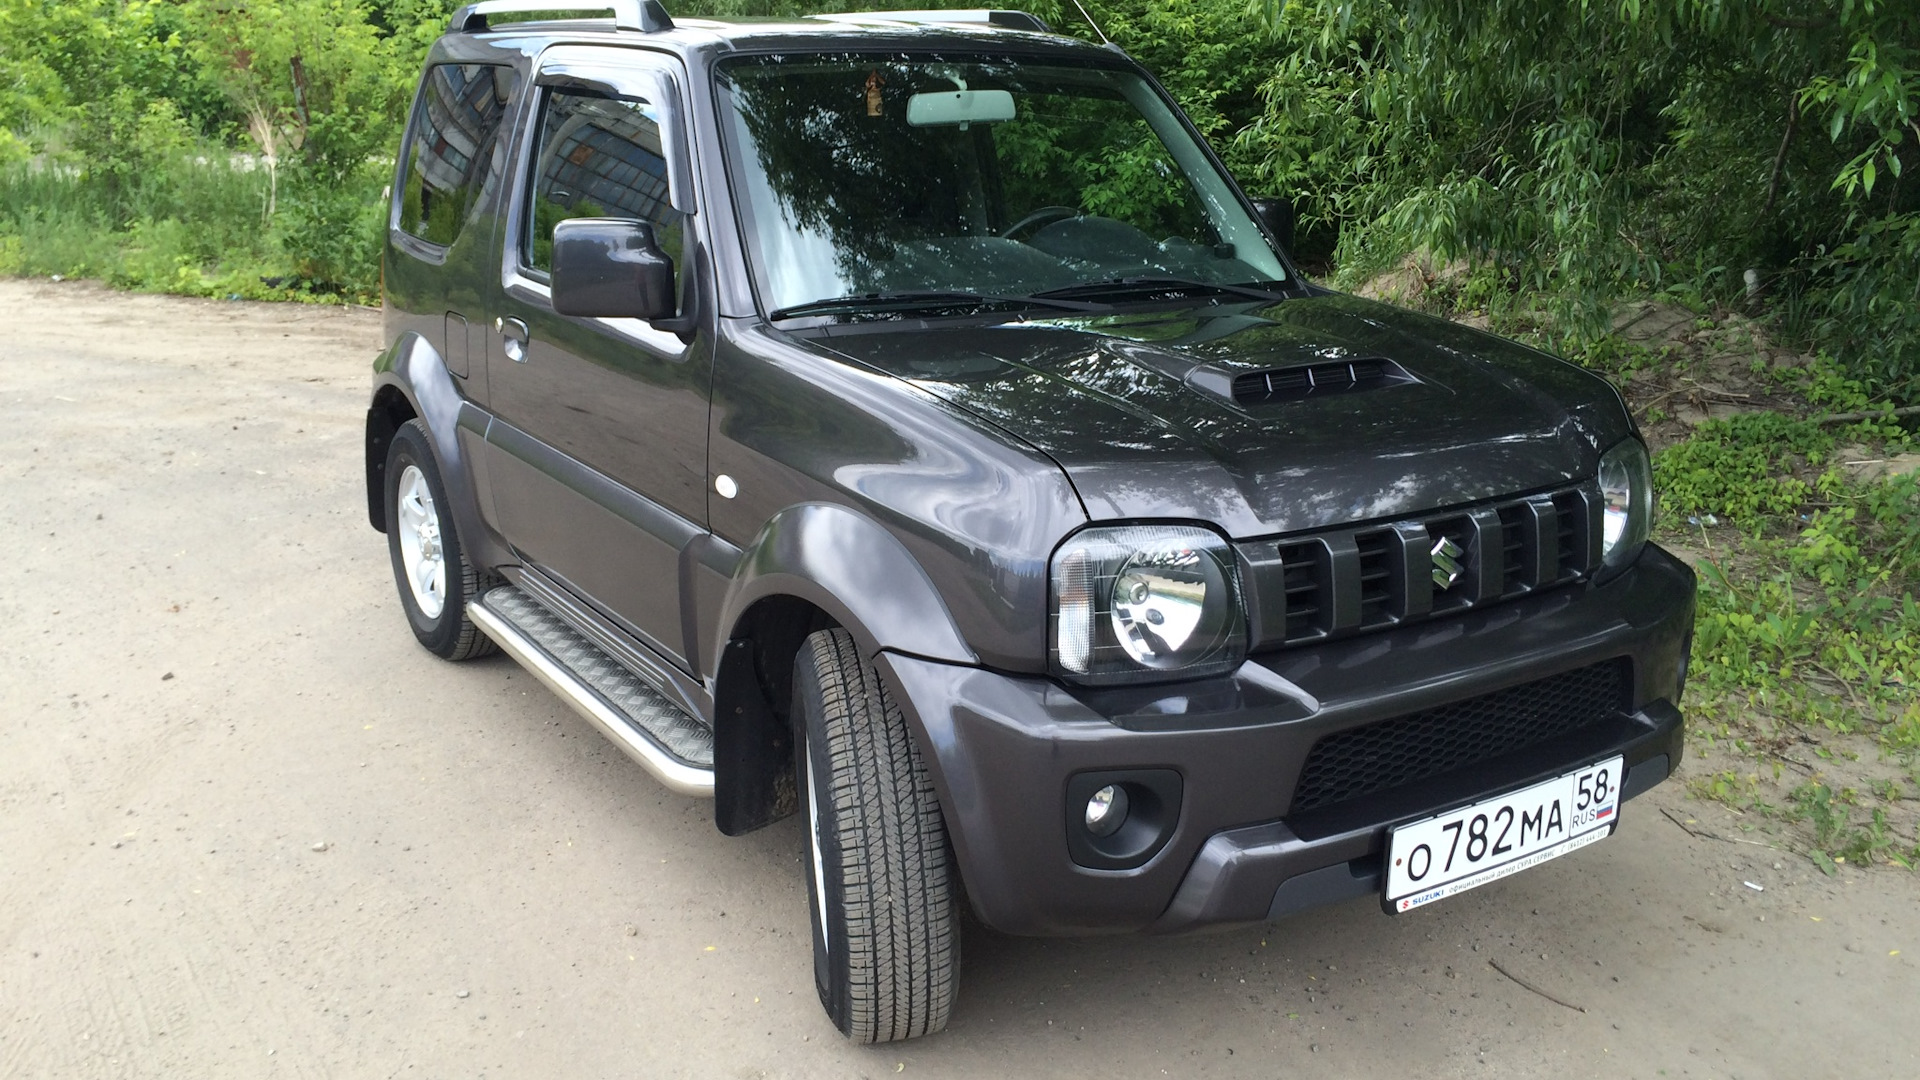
{"left": 1029, "top": 277, "right": 1289, "bottom": 304}
{"left": 771, "top": 290, "right": 1103, "bottom": 320}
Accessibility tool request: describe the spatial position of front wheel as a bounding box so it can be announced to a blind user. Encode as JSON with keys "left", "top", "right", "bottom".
{"left": 793, "top": 628, "right": 959, "bottom": 1042}
{"left": 384, "top": 419, "right": 496, "bottom": 660}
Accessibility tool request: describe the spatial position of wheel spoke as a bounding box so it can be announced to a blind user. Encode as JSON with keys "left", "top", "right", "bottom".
{"left": 398, "top": 467, "right": 434, "bottom": 534}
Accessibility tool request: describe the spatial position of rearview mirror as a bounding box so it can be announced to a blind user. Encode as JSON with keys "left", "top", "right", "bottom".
{"left": 907, "top": 89, "right": 1016, "bottom": 128}
{"left": 551, "top": 218, "right": 675, "bottom": 321}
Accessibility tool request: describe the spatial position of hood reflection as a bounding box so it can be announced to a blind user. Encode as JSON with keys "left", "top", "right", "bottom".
{"left": 809, "top": 292, "right": 1627, "bottom": 537}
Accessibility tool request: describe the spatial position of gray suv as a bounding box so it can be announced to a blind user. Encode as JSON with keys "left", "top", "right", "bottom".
{"left": 367, "top": 1, "right": 1695, "bottom": 1042}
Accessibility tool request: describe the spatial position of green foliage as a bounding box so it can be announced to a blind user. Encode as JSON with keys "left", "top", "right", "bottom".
{"left": 1, "top": 0, "right": 235, "bottom": 147}
{"left": 0, "top": 148, "right": 380, "bottom": 299}
{"left": 0, "top": 0, "right": 438, "bottom": 296}
{"left": 1242, "top": 0, "right": 1920, "bottom": 396}
{"left": 1683, "top": 467, "right": 1920, "bottom": 745}
{"left": 2, "top": 0, "right": 1915, "bottom": 395}
{"left": 1790, "top": 782, "right": 1912, "bottom": 870}
{"left": 275, "top": 169, "right": 388, "bottom": 291}
{"left": 183, "top": 0, "right": 414, "bottom": 183}
{"left": 70, "top": 91, "right": 198, "bottom": 204}
{"left": 1087, "top": 2, "right": 1283, "bottom": 179}
{"left": 1653, "top": 413, "right": 1836, "bottom": 522}
{"left": 1791, "top": 780, "right": 1853, "bottom": 852}
{"left": 995, "top": 90, "right": 1202, "bottom": 236}
{"left": 1678, "top": 434, "right": 1920, "bottom": 867}
{"left": 1804, "top": 210, "right": 1920, "bottom": 400}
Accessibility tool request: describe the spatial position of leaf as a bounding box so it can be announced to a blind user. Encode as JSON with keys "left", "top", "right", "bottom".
{"left": 1811, "top": 850, "right": 1838, "bottom": 876}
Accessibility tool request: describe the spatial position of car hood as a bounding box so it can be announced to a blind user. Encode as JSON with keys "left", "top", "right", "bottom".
{"left": 806, "top": 292, "right": 1632, "bottom": 539}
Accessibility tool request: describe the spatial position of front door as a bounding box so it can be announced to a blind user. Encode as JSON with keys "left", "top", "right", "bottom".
{"left": 483, "top": 48, "right": 711, "bottom": 669}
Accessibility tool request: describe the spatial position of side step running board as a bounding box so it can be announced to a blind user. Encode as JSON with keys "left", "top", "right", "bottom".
{"left": 468, "top": 586, "right": 715, "bottom": 797}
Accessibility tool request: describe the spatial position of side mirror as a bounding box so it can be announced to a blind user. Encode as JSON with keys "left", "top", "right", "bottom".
{"left": 1249, "top": 197, "right": 1296, "bottom": 253}
{"left": 551, "top": 218, "right": 676, "bottom": 321}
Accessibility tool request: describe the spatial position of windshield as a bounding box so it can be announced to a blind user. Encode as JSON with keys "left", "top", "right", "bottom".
{"left": 714, "top": 53, "right": 1287, "bottom": 316}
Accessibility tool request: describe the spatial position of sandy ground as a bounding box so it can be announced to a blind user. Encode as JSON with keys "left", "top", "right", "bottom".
{"left": 1, "top": 278, "right": 1915, "bottom": 1079}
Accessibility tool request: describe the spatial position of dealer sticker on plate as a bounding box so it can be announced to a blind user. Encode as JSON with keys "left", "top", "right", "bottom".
{"left": 1385, "top": 756, "right": 1624, "bottom": 913}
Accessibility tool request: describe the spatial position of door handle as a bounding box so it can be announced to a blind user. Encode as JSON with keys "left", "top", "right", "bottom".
{"left": 495, "top": 316, "right": 530, "bottom": 363}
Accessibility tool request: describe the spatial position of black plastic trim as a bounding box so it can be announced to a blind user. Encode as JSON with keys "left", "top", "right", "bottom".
{"left": 1064, "top": 769, "right": 1183, "bottom": 870}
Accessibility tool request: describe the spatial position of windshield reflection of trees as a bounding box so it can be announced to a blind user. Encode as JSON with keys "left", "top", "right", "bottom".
{"left": 722, "top": 55, "right": 1218, "bottom": 297}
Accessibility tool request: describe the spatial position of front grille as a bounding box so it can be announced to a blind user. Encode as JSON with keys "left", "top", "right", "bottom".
{"left": 1288, "top": 660, "right": 1629, "bottom": 814}
{"left": 1355, "top": 529, "right": 1394, "bottom": 627}
{"left": 1278, "top": 541, "right": 1324, "bottom": 640}
{"left": 1553, "top": 490, "right": 1589, "bottom": 578}
{"left": 1238, "top": 485, "right": 1600, "bottom": 650}
{"left": 1498, "top": 504, "right": 1528, "bottom": 596}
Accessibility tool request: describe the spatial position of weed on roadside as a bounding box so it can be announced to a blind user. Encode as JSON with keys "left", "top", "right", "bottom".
{"left": 0, "top": 151, "right": 383, "bottom": 303}
{"left": 1669, "top": 417, "right": 1920, "bottom": 869}
{"left": 1789, "top": 781, "right": 1918, "bottom": 872}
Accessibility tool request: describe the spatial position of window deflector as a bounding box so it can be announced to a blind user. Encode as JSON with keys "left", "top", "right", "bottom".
{"left": 532, "top": 58, "right": 694, "bottom": 214}
{"left": 508, "top": 48, "right": 698, "bottom": 353}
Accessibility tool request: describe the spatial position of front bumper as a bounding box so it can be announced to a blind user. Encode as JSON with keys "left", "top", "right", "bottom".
{"left": 877, "top": 544, "right": 1695, "bottom": 936}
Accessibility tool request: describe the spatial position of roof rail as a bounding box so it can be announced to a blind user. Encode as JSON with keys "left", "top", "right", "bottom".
{"left": 449, "top": 0, "right": 674, "bottom": 34}
{"left": 811, "top": 9, "right": 1051, "bottom": 33}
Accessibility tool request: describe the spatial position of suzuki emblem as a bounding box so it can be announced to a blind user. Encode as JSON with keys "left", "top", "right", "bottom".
{"left": 1431, "top": 535, "right": 1466, "bottom": 589}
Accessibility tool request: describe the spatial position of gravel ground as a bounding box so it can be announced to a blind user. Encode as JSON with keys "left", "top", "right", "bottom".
{"left": 2, "top": 279, "right": 1915, "bottom": 1079}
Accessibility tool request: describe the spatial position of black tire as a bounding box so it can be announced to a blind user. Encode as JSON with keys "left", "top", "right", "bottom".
{"left": 793, "top": 628, "right": 959, "bottom": 1043}
{"left": 384, "top": 419, "right": 497, "bottom": 661}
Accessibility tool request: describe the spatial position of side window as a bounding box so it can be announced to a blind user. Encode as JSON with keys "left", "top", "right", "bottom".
{"left": 524, "top": 89, "right": 683, "bottom": 276}
{"left": 397, "top": 64, "right": 517, "bottom": 247}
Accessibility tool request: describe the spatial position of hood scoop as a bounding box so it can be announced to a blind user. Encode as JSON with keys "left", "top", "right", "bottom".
{"left": 1224, "top": 357, "right": 1417, "bottom": 406}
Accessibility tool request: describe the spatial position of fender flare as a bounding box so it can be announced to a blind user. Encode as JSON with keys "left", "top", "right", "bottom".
{"left": 716, "top": 502, "right": 977, "bottom": 666}
{"left": 367, "top": 332, "right": 508, "bottom": 571}
{"left": 710, "top": 502, "right": 977, "bottom": 835}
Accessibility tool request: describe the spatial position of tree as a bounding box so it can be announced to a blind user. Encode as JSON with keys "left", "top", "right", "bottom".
{"left": 1240, "top": 0, "right": 1918, "bottom": 393}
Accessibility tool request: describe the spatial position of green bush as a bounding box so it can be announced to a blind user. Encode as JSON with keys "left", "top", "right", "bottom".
{"left": 275, "top": 165, "right": 388, "bottom": 295}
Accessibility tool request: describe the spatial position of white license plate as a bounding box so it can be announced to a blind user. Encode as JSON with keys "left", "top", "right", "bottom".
{"left": 1385, "top": 756, "right": 1624, "bottom": 913}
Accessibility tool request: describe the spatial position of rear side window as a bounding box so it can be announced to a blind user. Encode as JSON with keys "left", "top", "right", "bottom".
{"left": 523, "top": 89, "right": 682, "bottom": 274}
{"left": 397, "top": 64, "right": 517, "bottom": 247}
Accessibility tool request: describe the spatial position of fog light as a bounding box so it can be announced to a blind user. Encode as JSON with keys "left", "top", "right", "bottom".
{"left": 1085, "top": 784, "right": 1129, "bottom": 837}
{"left": 1065, "top": 769, "right": 1182, "bottom": 870}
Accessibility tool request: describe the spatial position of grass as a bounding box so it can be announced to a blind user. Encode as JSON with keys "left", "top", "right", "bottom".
{"left": 1649, "top": 365, "right": 1920, "bottom": 873}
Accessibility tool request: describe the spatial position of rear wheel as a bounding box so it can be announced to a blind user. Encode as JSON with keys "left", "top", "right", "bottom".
{"left": 384, "top": 419, "right": 496, "bottom": 660}
{"left": 793, "top": 628, "right": 959, "bottom": 1042}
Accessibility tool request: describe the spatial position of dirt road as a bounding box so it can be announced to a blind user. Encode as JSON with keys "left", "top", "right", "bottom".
{"left": 1, "top": 279, "right": 1914, "bottom": 1079}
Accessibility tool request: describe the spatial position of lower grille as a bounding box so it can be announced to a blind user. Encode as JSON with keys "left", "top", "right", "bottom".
{"left": 1289, "top": 660, "right": 1629, "bottom": 814}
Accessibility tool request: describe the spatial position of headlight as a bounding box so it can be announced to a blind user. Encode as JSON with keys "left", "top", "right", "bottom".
{"left": 1050, "top": 525, "right": 1247, "bottom": 684}
{"left": 1597, "top": 437, "right": 1652, "bottom": 578}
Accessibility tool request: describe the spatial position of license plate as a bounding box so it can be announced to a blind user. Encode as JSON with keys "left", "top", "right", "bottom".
{"left": 1384, "top": 756, "right": 1624, "bottom": 913}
